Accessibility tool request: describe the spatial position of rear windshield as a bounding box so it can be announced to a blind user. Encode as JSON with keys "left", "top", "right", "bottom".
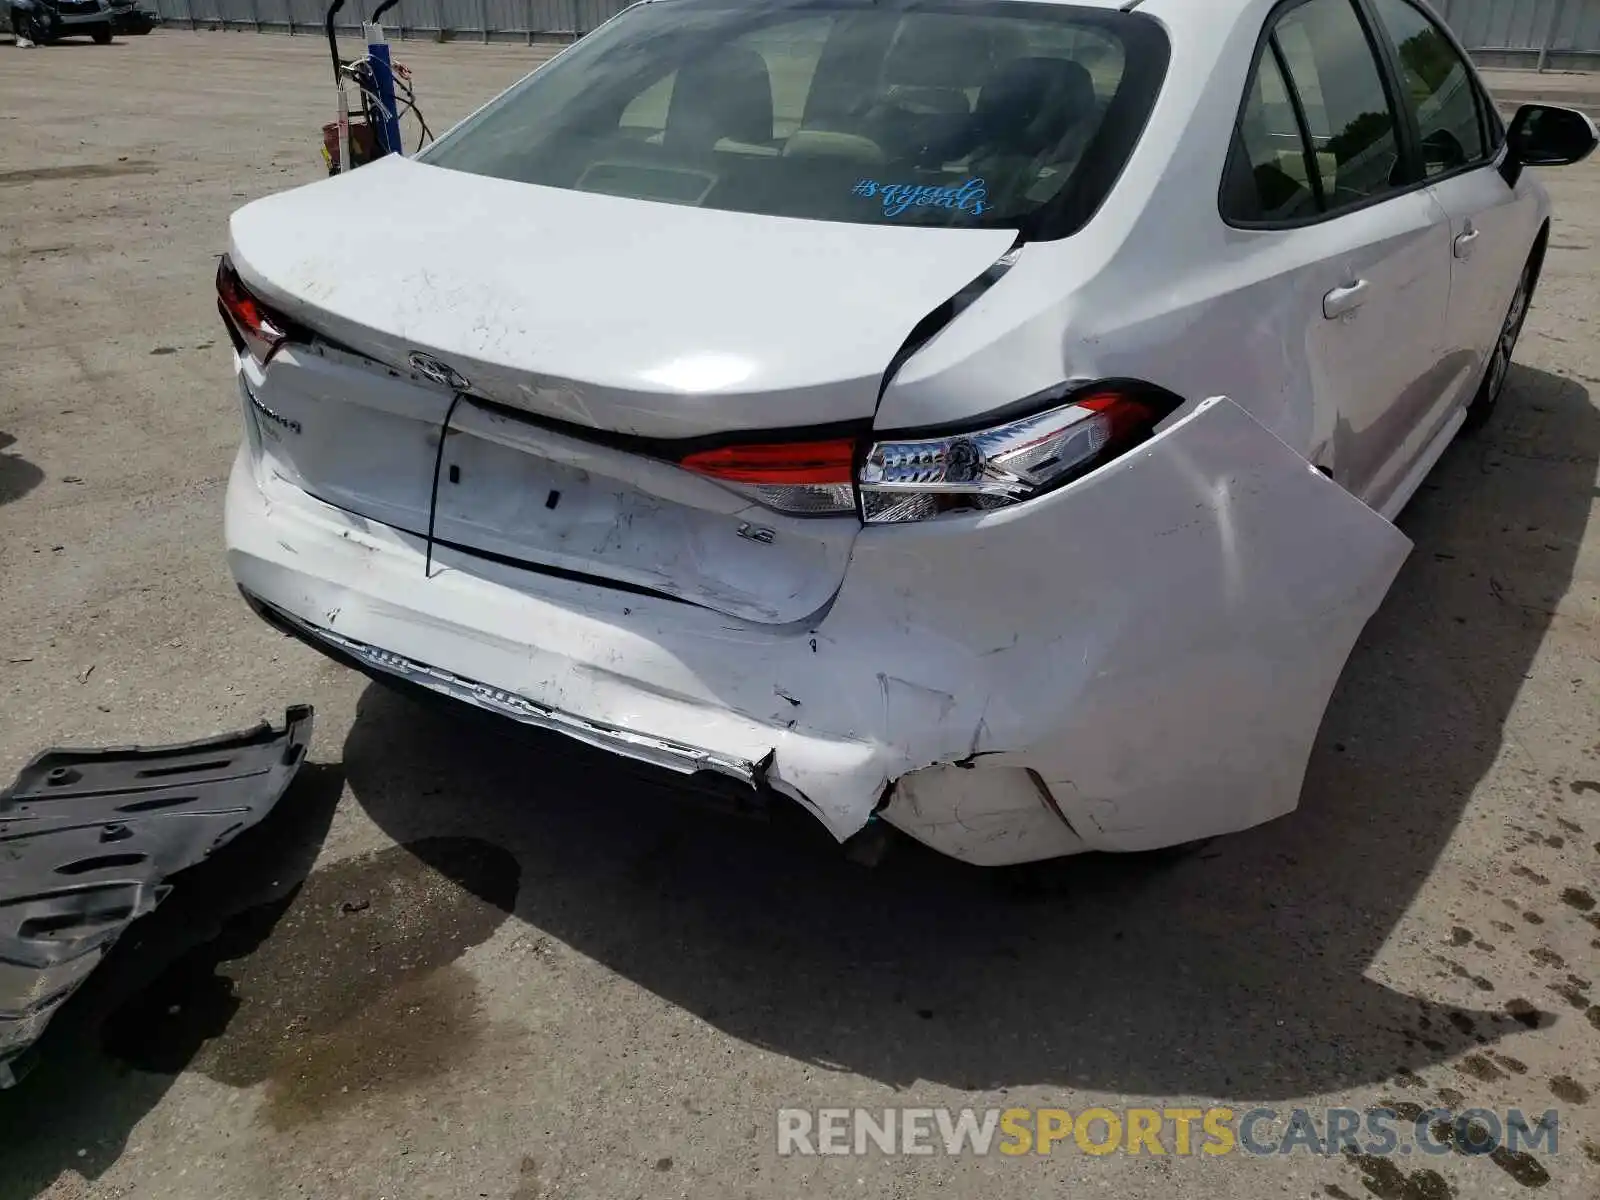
{"left": 421, "top": 0, "right": 1169, "bottom": 239}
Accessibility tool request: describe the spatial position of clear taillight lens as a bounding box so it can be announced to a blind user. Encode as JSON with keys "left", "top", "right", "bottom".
{"left": 678, "top": 387, "right": 1178, "bottom": 523}
{"left": 859, "top": 390, "right": 1171, "bottom": 524}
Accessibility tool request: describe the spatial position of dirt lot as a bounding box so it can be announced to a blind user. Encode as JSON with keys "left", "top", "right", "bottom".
{"left": 2, "top": 30, "right": 1600, "bottom": 1200}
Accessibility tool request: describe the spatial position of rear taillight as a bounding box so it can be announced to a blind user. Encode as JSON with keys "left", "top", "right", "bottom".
{"left": 678, "top": 438, "right": 857, "bottom": 516}
{"left": 679, "top": 385, "right": 1178, "bottom": 524}
{"left": 859, "top": 388, "right": 1176, "bottom": 524}
{"left": 217, "top": 255, "right": 300, "bottom": 365}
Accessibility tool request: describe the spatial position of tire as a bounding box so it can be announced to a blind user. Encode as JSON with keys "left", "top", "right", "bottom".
{"left": 90, "top": 22, "right": 111, "bottom": 42}
{"left": 1464, "top": 250, "right": 1537, "bottom": 433}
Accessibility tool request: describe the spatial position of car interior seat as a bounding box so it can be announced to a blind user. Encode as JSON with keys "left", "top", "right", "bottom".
{"left": 663, "top": 45, "right": 776, "bottom": 154}
{"left": 965, "top": 56, "right": 1098, "bottom": 208}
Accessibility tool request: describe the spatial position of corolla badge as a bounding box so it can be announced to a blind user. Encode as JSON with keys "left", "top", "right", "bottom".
{"left": 408, "top": 351, "right": 471, "bottom": 392}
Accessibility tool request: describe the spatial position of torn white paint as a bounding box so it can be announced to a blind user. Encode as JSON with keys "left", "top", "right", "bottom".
{"left": 880, "top": 765, "right": 1088, "bottom": 866}
{"left": 228, "top": 394, "right": 1410, "bottom": 863}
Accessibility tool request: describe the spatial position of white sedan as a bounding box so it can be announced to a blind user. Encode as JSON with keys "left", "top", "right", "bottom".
{"left": 219, "top": 0, "right": 1596, "bottom": 864}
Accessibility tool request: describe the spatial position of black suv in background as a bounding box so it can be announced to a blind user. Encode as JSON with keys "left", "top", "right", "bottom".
{"left": 7, "top": 0, "right": 156, "bottom": 44}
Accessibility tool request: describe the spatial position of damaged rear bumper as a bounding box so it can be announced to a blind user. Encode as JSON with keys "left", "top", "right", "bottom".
{"left": 0, "top": 707, "right": 312, "bottom": 1087}
{"left": 253, "top": 602, "right": 766, "bottom": 789}
{"left": 227, "top": 395, "right": 1411, "bottom": 866}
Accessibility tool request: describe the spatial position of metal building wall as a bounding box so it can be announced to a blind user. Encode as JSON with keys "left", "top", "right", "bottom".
{"left": 147, "top": 0, "right": 1600, "bottom": 67}
{"left": 151, "top": 0, "right": 602, "bottom": 37}
{"left": 1437, "top": 0, "right": 1600, "bottom": 67}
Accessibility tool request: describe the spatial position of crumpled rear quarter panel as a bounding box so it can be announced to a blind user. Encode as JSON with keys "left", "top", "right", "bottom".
{"left": 852, "top": 396, "right": 1414, "bottom": 857}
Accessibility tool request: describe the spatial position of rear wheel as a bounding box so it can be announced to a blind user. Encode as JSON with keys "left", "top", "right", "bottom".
{"left": 91, "top": 22, "right": 111, "bottom": 42}
{"left": 1465, "top": 253, "right": 1536, "bottom": 432}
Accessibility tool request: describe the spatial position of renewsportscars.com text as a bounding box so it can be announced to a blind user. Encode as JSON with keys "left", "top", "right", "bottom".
{"left": 775, "top": 1106, "right": 1560, "bottom": 1158}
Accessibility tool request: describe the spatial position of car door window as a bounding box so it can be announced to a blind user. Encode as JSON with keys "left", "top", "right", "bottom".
{"left": 1222, "top": 0, "right": 1408, "bottom": 224}
{"left": 1220, "top": 45, "right": 1322, "bottom": 222}
{"left": 1367, "top": 0, "right": 1486, "bottom": 177}
{"left": 1272, "top": 0, "right": 1405, "bottom": 212}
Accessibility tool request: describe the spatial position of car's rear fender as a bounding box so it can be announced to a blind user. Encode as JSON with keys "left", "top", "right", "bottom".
{"left": 840, "top": 395, "right": 1412, "bottom": 857}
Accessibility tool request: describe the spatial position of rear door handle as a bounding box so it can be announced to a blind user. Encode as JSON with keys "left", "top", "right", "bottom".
{"left": 1453, "top": 227, "right": 1480, "bottom": 259}
{"left": 1322, "top": 279, "right": 1370, "bottom": 319}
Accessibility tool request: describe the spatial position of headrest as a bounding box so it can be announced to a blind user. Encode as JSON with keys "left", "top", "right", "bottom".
{"left": 883, "top": 17, "right": 1016, "bottom": 89}
{"left": 974, "top": 56, "right": 1096, "bottom": 157}
{"left": 664, "top": 46, "right": 775, "bottom": 151}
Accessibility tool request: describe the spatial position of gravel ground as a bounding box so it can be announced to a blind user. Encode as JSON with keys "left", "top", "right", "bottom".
{"left": 2, "top": 31, "right": 1599, "bottom": 1200}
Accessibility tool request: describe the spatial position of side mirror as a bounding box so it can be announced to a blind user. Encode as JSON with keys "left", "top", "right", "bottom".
{"left": 1507, "top": 103, "right": 1598, "bottom": 168}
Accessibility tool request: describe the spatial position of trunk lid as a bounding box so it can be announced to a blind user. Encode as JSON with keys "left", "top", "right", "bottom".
{"left": 228, "top": 155, "right": 1016, "bottom": 438}
{"left": 229, "top": 157, "right": 1015, "bottom": 625}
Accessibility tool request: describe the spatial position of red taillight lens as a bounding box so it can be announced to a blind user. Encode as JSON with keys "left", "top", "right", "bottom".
{"left": 679, "top": 439, "right": 856, "bottom": 484}
{"left": 679, "top": 438, "right": 858, "bottom": 516}
{"left": 1073, "top": 391, "right": 1168, "bottom": 445}
{"left": 217, "top": 255, "right": 298, "bottom": 365}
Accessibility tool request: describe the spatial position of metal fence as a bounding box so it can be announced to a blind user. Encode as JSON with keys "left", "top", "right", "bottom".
{"left": 1438, "top": 0, "right": 1600, "bottom": 68}
{"left": 147, "top": 0, "right": 626, "bottom": 41}
{"left": 148, "top": 0, "right": 1600, "bottom": 68}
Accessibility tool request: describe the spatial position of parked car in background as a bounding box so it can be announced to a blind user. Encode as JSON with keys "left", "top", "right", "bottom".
{"left": 110, "top": 0, "right": 157, "bottom": 34}
{"left": 7, "top": 0, "right": 154, "bottom": 43}
{"left": 218, "top": 0, "right": 1597, "bottom": 866}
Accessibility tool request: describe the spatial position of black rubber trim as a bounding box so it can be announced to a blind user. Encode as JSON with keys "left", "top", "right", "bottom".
{"left": 875, "top": 233, "right": 1024, "bottom": 408}
{"left": 424, "top": 391, "right": 466, "bottom": 579}
{"left": 1270, "top": 34, "right": 1327, "bottom": 211}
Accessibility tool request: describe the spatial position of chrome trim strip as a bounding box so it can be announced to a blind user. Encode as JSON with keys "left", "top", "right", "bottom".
{"left": 272, "top": 608, "right": 760, "bottom": 785}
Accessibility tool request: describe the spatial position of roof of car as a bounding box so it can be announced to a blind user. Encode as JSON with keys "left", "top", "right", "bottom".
{"left": 1011, "top": 0, "right": 1138, "bottom": 8}
{"left": 1002, "top": 0, "right": 1259, "bottom": 22}
{"left": 1127, "top": 0, "right": 1263, "bottom": 18}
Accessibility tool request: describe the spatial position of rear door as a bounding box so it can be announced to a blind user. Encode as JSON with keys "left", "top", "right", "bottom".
{"left": 1364, "top": 0, "right": 1541, "bottom": 411}
{"left": 1221, "top": 0, "right": 1452, "bottom": 512}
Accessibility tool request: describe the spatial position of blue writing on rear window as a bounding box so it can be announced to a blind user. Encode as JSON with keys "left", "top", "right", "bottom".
{"left": 851, "top": 178, "right": 990, "bottom": 218}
